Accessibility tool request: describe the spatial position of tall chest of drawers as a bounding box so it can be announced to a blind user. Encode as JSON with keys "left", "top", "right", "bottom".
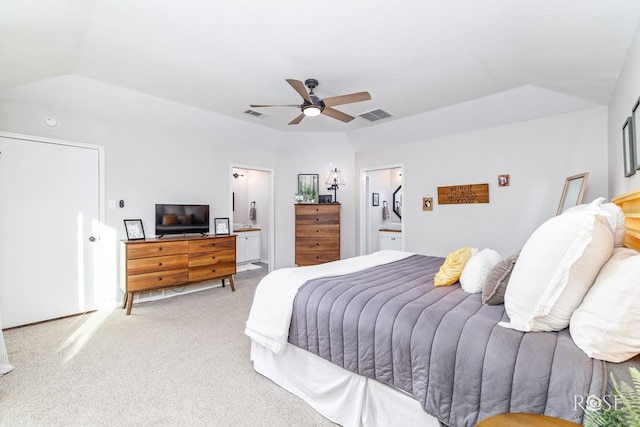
{"left": 295, "top": 203, "right": 340, "bottom": 266}
{"left": 120, "top": 235, "right": 236, "bottom": 314}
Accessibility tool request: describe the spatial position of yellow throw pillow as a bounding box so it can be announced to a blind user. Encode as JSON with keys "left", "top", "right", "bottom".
{"left": 434, "top": 246, "right": 474, "bottom": 287}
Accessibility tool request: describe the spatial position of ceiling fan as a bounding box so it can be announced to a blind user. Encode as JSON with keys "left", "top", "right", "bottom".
{"left": 250, "top": 79, "right": 371, "bottom": 125}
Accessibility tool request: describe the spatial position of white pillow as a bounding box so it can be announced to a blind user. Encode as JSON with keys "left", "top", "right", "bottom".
{"left": 459, "top": 248, "right": 502, "bottom": 294}
{"left": 564, "top": 197, "right": 626, "bottom": 247}
{"left": 570, "top": 248, "right": 640, "bottom": 362}
{"left": 500, "top": 209, "right": 613, "bottom": 332}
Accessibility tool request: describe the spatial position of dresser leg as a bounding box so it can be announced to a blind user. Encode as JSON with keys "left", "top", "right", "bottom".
{"left": 228, "top": 275, "right": 235, "bottom": 292}
{"left": 122, "top": 292, "right": 128, "bottom": 309}
{"left": 126, "top": 292, "right": 134, "bottom": 315}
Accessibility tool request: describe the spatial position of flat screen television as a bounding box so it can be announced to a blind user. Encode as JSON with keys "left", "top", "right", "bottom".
{"left": 155, "top": 204, "right": 210, "bottom": 237}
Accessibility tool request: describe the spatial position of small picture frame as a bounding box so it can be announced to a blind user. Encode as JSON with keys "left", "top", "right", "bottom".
{"left": 318, "top": 194, "right": 332, "bottom": 204}
{"left": 498, "top": 174, "right": 510, "bottom": 187}
{"left": 372, "top": 193, "right": 379, "bottom": 206}
{"left": 423, "top": 197, "right": 433, "bottom": 211}
{"left": 297, "top": 174, "right": 319, "bottom": 203}
{"left": 124, "top": 219, "right": 145, "bottom": 240}
{"left": 633, "top": 97, "right": 640, "bottom": 170}
{"left": 623, "top": 116, "right": 635, "bottom": 177}
{"left": 214, "top": 218, "right": 230, "bottom": 235}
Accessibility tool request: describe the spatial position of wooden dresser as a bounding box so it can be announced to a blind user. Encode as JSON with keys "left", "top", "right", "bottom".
{"left": 295, "top": 203, "right": 340, "bottom": 266}
{"left": 120, "top": 235, "right": 236, "bottom": 314}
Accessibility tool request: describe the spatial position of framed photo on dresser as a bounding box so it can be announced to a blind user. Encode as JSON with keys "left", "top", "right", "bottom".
{"left": 124, "top": 219, "right": 145, "bottom": 240}
{"left": 214, "top": 218, "right": 230, "bottom": 235}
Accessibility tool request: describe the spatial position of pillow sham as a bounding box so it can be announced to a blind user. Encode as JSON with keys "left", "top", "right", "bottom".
{"left": 459, "top": 248, "right": 501, "bottom": 294}
{"left": 564, "top": 197, "right": 625, "bottom": 247}
{"left": 434, "top": 246, "right": 475, "bottom": 287}
{"left": 570, "top": 248, "right": 640, "bottom": 363}
{"left": 499, "top": 209, "right": 613, "bottom": 332}
{"left": 482, "top": 252, "right": 519, "bottom": 305}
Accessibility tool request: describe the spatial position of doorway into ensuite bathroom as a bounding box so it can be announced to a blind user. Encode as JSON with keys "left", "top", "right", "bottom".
{"left": 361, "top": 165, "right": 403, "bottom": 255}
{"left": 231, "top": 166, "right": 274, "bottom": 274}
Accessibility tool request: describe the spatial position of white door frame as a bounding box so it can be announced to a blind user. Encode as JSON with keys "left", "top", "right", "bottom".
{"left": 229, "top": 163, "right": 275, "bottom": 272}
{"left": 359, "top": 163, "right": 404, "bottom": 256}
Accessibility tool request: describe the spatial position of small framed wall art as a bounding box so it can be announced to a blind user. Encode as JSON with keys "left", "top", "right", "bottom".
{"left": 297, "top": 174, "right": 319, "bottom": 203}
{"left": 214, "top": 217, "right": 230, "bottom": 235}
{"left": 423, "top": 197, "right": 433, "bottom": 211}
{"left": 633, "top": 97, "right": 640, "bottom": 170}
{"left": 498, "top": 174, "right": 510, "bottom": 187}
{"left": 124, "top": 219, "right": 145, "bottom": 240}
{"left": 623, "top": 116, "right": 635, "bottom": 177}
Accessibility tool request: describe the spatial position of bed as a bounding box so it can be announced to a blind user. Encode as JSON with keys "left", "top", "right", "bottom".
{"left": 245, "top": 188, "right": 640, "bottom": 427}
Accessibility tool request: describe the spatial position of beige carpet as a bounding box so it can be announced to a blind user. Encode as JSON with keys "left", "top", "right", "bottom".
{"left": 0, "top": 272, "right": 335, "bottom": 426}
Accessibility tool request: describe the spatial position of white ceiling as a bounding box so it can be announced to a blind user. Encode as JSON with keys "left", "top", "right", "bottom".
{"left": 2, "top": 0, "right": 640, "bottom": 137}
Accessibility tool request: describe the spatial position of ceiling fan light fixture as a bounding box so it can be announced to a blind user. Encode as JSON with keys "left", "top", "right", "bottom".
{"left": 302, "top": 105, "right": 321, "bottom": 117}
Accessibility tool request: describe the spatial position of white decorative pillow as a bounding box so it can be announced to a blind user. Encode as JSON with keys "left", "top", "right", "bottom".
{"left": 499, "top": 209, "right": 613, "bottom": 332}
{"left": 564, "top": 197, "right": 626, "bottom": 247}
{"left": 570, "top": 248, "right": 640, "bottom": 362}
{"left": 459, "top": 249, "right": 502, "bottom": 294}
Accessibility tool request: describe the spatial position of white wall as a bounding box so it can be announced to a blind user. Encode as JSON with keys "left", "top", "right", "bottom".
{"left": 355, "top": 107, "right": 608, "bottom": 258}
{"left": 608, "top": 21, "right": 640, "bottom": 195}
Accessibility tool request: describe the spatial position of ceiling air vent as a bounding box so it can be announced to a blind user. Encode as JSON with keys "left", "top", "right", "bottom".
{"left": 358, "top": 108, "right": 392, "bottom": 122}
{"left": 244, "top": 109, "right": 268, "bottom": 119}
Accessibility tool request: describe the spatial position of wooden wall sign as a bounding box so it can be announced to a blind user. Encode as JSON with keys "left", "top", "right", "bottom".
{"left": 437, "top": 183, "right": 489, "bottom": 205}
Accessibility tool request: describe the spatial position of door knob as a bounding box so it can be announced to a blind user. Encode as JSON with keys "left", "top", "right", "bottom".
{"left": 88, "top": 236, "right": 97, "bottom": 242}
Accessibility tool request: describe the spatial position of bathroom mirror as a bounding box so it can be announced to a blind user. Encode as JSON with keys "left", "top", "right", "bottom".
{"left": 393, "top": 185, "right": 402, "bottom": 219}
{"left": 557, "top": 172, "right": 589, "bottom": 215}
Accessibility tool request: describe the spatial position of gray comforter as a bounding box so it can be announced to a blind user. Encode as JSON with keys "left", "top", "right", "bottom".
{"left": 288, "top": 254, "right": 609, "bottom": 426}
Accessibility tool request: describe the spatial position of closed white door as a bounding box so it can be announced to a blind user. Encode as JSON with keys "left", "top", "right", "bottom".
{"left": 0, "top": 136, "right": 101, "bottom": 328}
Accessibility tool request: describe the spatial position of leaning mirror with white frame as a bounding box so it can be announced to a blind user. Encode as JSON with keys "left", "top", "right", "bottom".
{"left": 557, "top": 172, "right": 589, "bottom": 215}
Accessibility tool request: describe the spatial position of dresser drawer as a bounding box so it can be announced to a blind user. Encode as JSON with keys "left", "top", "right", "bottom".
{"left": 127, "top": 241, "right": 188, "bottom": 259}
{"left": 188, "top": 250, "right": 235, "bottom": 267}
{"left": 188, "top": 238, "right": 235, "bottom": 254}
{"left": 296, "top": 250, "right": 340, "bottom": 266}
{"left": 295, "top": 208, "right": 340, "bottom": 225}
{"left": 189, "top": 264, "right": 236, "bottom": 282}
{"left": 295, "top": 237, "right": 340, "bottom": 252}
{"left": 295, "top": 224, "right": 339, "bottom": 238}
{"left": 126, "top": 268, "right": 189, "bottom": 292}
{"left": 127, "top": 254, "right": 188, "bottom": 275}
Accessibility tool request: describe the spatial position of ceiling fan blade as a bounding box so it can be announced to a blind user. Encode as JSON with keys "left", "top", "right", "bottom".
{"left": 250, "top": 104, "right": 299, "bottom": 108}
{"left": 322, "top": 91, "right": 371, "bottom": 107}
{"left": 321, "top": 107, "right": 355, "bottom": 123}
{"left": 288, "top": 113, "right": 305, "bottom": 125}
{"left": 286, "top": 79, "right": 313, "bottom": 103}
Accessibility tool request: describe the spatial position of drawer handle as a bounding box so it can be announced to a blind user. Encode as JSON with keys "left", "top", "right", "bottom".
{"left": 316, "top": 230, "right": 319, "bottom": 233}
{"left": 211, "top": 256, "right": 216, "bottom": 259}
{"left": 316, "top": 243, "right": 319, "bottom": 246}
{"left": 158, "top": 262, "right": 163, "bottom": 266}
{"left": 211, "top": 269, "right": 216, "bottom": 273}
{"left": 211, "top": 243, "right": 216, "bottom": 247}
{"left": 158, "top": 247, "right": 163, "bottom": 251}
{"left": 158, "top": 277, "right": 163, "bottom": 281}
{"left": 316, "top": 218, "right": 319, "bottom": 221}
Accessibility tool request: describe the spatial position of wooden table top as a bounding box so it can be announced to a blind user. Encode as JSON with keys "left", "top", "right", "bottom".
{"left": 476, "top": 413, "right": 582, "bottom": 426}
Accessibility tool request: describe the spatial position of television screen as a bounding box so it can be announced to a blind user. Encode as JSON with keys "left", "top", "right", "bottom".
{"left": 155, "top": 204, "right": 210, "bottom": 237}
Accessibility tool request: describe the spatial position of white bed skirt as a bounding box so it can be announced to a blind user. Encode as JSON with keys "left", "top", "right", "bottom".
{"left": 251, "top": 341, "right": 440, "bottom": 427}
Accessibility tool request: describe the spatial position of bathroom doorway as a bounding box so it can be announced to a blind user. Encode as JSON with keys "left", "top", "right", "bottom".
{"left": 231, "top": 165, "right": 274, "bottom": 272}
{"left": 360, "top": 165, "right": 403, "bottom": 255}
